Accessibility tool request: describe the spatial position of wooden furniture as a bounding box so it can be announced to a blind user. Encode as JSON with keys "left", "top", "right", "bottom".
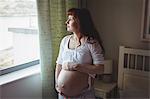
{"left": 94, "top": 80, "right": 117, "bottom": 99}
{"left": 118, "top": 46, "right": 150, "bottom": 98}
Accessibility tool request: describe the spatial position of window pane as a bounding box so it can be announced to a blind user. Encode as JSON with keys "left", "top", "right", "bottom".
{"left": 0, "top": 0, "right": 39, "bottom": 69}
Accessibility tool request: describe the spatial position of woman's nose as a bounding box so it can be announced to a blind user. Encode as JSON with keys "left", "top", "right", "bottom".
{"left": 65, "top": 20, "right": 69, "bottom": 24}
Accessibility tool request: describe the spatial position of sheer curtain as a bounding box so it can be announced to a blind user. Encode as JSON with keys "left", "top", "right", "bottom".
{"left": 36, "top": 0, "right": 82, "bottom": 98}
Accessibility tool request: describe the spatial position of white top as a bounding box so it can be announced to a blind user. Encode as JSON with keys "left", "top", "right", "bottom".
{"left": 56, "top": 35, "right": 104, "bottom": 66}
{"left": 56, "top": 34, "right": 104, "bottom": 90}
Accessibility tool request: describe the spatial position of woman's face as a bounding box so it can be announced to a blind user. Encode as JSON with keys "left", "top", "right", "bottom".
{"left": 65, "top": 15, "right": 80, "bottom": 33}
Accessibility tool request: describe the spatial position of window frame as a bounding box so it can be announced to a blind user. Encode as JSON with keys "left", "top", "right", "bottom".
{"left": 141, "top": 0, "right": 150, "bottom": 41}
{"left": 0, "top": 59, "right": 40, "bottom": 76}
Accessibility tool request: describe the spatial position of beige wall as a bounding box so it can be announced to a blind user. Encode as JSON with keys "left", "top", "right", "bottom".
{"left": 87, "top": 0, "right": 149, "bottom": 81}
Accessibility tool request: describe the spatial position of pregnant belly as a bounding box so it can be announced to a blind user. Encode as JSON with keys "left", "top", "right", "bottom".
{"left": 57, "top": 69, "right": 88, "bottom": 97}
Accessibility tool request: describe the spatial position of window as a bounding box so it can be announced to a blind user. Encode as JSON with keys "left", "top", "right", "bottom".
{"left": 141, "top": 0, "right": 150, "bottom": 41}
{"left": 0, "top": 0, "right": 39, "bottom": 75}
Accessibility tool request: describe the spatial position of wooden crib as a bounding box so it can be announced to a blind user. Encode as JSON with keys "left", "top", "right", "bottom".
{"left": 118, "top": 46, "right": 150, "bottom": 98}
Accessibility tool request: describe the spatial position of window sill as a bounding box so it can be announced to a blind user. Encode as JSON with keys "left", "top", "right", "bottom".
{"left": 0, "top": 65, "right": 41, "bottom": 86}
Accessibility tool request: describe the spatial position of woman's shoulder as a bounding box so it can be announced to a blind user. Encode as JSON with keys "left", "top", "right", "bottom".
{"left": 63, "top": 34, "right": 72, "bottom": 39}
{"left": 60, "top": 34, "right": 72, "bottom": 44}
{"left": 86, "top": 37, "right": 99, "bottom": 44}
{"left": 86, "top": 37, "right": 104, "bottom": 53}
{"left": 86, "top": 37, "right": 103, "bottom": 50}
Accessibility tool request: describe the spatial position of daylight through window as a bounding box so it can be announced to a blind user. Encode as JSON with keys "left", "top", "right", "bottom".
{"left": 0, "top": 0, "right": 39, "bottom": 71}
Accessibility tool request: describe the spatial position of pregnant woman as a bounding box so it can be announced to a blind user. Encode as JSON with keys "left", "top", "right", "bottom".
{"left": 55, "top": 8, "right": 104, "bottom": 99}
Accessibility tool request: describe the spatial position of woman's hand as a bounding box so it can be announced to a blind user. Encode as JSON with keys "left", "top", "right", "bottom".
{"left": 55, "top": 83, "right": 61, "bottom": 93}
{"left": 62, "top": 62, "right": 78, "bottom": 71}
{"left": 55, "top": 83, "right": 64, "bottom": 95}
{"left": 55, "top": 83, "right": 67, "bottom": 97}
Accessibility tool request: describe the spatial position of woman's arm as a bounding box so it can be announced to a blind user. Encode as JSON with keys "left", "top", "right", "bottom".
{"left": 55, "top": 64, "right": 62, "bottom": 93}
{"left": 62, "top": 63, "right": 104, "bottom": 74}
{"left": 55, "top": 64, "right": 62, "bottom": 84}
{"left": 75, "top": 64, "right": 104, "bottom": 74}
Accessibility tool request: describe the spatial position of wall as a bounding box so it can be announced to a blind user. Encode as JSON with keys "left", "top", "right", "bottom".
{"left": 1, "top": 74, "right": 42, "bottom": 99}
{"left": 87, "top": 0, "right": 149, "bottom": 81}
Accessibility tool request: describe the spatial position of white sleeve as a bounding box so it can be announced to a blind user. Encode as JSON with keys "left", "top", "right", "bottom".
{"left": 56, "top": 37, "right": 66, "bottom": 65}
{"left": 88, "top": 40, "right": 104, "bottom": 64}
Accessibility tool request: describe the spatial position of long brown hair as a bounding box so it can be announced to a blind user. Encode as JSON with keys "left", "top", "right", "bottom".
{"left": 67, "top": 8, "right": 104, "bottom": 52}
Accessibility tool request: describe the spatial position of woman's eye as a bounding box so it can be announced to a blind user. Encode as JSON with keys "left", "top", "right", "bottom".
{"left": 67, "top": 19, "right": 71, "bottom": 22}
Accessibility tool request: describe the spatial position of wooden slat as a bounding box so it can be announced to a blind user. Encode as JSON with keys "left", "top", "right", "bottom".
{"left": 124, "top": 68, "right": 149, "bottom": 78}
{"left": 124, "top": 48, "right": 149, "bottom": 56}
{"left": 135, "top": 55, "right": 137, "bottom": 69}
{"left": 142, "top": 56, "right": 145, "bottom": 71}
{"left": 127, "top": 54, "right": 130, "bottom": 68}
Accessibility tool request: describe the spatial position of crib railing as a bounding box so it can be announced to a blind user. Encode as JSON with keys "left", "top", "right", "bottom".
{"left": 118, "top": 46, "right": 150, "bottom": 89}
